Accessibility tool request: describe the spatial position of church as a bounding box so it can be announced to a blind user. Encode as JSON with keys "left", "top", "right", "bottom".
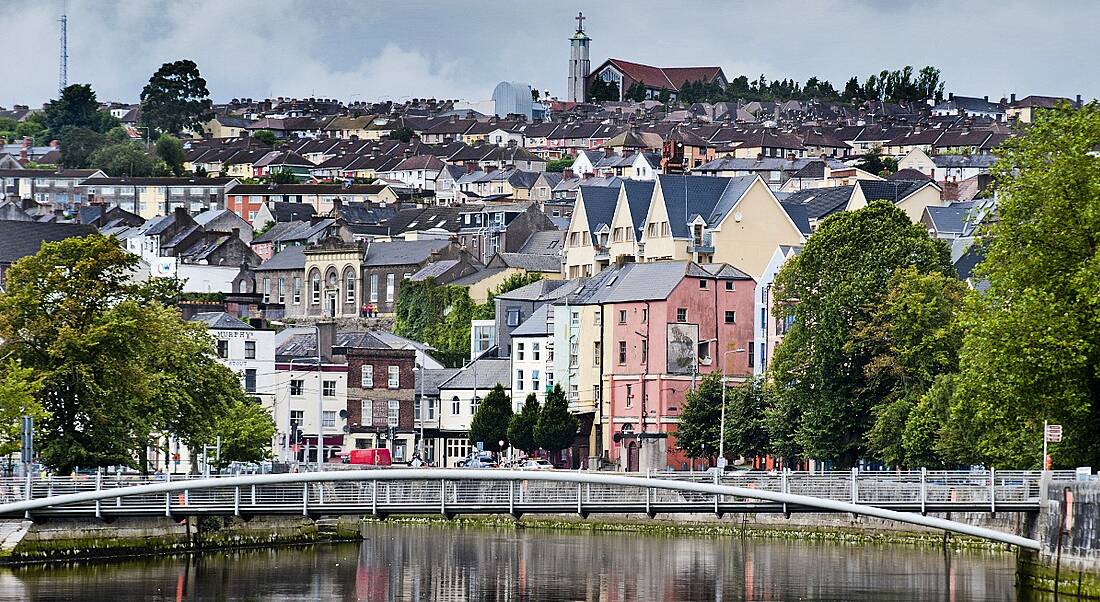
{"left": 567, "top": 12, "right": 727, "bottom": 103}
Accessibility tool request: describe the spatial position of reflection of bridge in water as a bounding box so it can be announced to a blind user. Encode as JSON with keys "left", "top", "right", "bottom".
{"left": 0, "top": 469, "right": 1072, "bottom": 550}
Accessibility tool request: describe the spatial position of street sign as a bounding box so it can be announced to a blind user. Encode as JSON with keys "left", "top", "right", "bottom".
{"left": 1045, "top": 424, "right": 1063, "bottom": 443}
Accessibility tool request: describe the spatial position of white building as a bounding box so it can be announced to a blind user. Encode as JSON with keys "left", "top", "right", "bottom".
{"left": 509, "top": 305, "right": 555, "bottom": 409}
{"left": 435, "top": 357, "right": 511, "bottom": 467}
{"left": 753, "top": 245, "right": 800, "bottom": 376}
{"left": 274, "top": 326, "right": 349, "bottom": 464}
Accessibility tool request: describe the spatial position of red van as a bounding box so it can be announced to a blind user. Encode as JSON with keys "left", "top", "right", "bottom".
{"left": 349, "top": 448, "right": 392, "bottom": 466}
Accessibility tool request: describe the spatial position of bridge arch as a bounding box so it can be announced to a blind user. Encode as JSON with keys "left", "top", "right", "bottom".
{"left": 0, "top": 469, "right": 1039, "bottom": 550}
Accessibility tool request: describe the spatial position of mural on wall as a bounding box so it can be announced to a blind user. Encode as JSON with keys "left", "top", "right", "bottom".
{"left": 666, "top": 323, "right": 699, "bottom": 374}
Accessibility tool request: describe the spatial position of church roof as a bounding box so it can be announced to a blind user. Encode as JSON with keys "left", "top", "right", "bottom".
{"left": 593, "top": 59, "right": 724, "bottom": 92}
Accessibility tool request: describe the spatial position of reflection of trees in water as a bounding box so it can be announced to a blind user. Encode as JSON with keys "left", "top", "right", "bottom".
{"left": 1, "top": 524, "right": 1018, "bottom": 601}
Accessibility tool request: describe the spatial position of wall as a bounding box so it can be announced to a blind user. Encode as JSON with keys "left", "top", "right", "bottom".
{"left": 1017, "top": 480, "right": 1100, "bottom": 597}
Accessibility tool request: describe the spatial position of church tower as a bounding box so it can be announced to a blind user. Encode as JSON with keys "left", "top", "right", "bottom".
{"left": 567, "top": 12, "right": 590, "bottom": 103}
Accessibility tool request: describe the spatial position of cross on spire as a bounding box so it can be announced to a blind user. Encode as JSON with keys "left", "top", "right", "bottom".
{"left": 575, "top": 11, "right": 585, "bottom": 32}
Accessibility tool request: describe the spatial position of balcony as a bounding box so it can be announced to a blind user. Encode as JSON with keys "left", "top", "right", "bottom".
{"left": 688, "top": 232, "right": 714, "bottom": 254}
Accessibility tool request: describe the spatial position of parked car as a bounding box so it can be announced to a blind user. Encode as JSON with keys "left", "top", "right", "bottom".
{"left": 348, "top": 448, "right": 392, "bottom": 467}
{"left": 458, "top": 452, "right": 498, "bottom": 468}
{"left": 519, "top": 458, "right": 554, "bottom": 470}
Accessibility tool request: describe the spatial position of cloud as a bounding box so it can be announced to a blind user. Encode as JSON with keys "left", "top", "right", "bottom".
{"left": 1, "top": 0, "right": 1097, "bottom": 109}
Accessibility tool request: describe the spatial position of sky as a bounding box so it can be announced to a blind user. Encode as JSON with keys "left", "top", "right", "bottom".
{"left": 2, "top": 0, "right": 1098, "bottom": 108}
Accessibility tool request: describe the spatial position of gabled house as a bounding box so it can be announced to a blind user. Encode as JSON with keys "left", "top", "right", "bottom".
{"left": 845, "top": 179, "right": 944, "bottom": 223}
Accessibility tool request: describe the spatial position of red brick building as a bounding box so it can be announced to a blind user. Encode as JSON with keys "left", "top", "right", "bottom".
{"left": 340, "top": 343, "right": 417, "bottom": 463}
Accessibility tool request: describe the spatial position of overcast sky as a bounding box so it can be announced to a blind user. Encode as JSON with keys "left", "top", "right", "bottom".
{"left": 2, "top": 0, "right": 1098, "bottom": 108}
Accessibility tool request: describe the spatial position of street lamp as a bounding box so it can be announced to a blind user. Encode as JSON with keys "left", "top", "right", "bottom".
{"left": 717, "top": 347, "right": 746, "bottom": 469}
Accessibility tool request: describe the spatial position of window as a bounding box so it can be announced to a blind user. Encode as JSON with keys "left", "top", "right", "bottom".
{"left": 570, "top": 311, "right": 579, "bottom": 326}
{"left": 386, "top": 273, "right": 395, "bottom": 302}
{"left": 569, "top": 342, "right": 578, "bottom": 368}
{"left": 625, "top": 384, "right": 633, "bottom": 407}
{"left": 369, "top": 274, "right": 378, "bottom": 302}
{"left": 451, "top": 396, "right": 460, "bottom": 415}
{"left": 677, "top": 308, "right": 687, "bottom": 322}
{"left": 217, "top": 339, "right": 229, "bottom": 359}
{"left": 593, "top": 385, "right": 601, "bottom": 405}
{"left": 262, "top": 277, "right": 270, "bottom": 302}
{"left": 725, "top": 281, "right": 734, "bottom": 291}
{"left": 290, "top": 409, "right": 304, "bottom": 426}
{"left": 446, "top": 437, "right": 468, "bottom": 462}
{"left": 725, "top": 311, "right": 736, "bottom": 324}
{"left": 699, "top": 279, "right": 708, "bottom": 289}
{"left": 507, "top": 308, "right": 521, "bottom": 327}
{"left": 618, "top": 310, "right": 627, "bottom": 324}
{"left": 244, "top": 369, "right": 257, "bottom": 393}
{"left": 290, "top": 379, "right": 304, "bottom": 396}
{"left": 388, "top": 400, "right": 399, "bottom": 427}
{"left": 618, "top": 341, "right": 627, "bottom": 364}
{"left": 311, "top": 271, "right": 321, "bottom": 305}
{"left": 569, "top": 384, "right": 578, "bottom": 402}
{"left": 361, "top": 400, "right": 374, "bottom": 426}
{"left": 293, "top": 276, "right": 302, "bottom": 304}
{"left": 470, "top": 395, "right": 480, "bottom": 415}
{"left": 321, "top": 410, "right": 336, "bottom": 429}
{"left": 749, "top": 341, "right": 756, "bottom": 368}
{"left": 388, "top": 366, "right": 400, "bottom": 389}
{"left": 322, "top": 380, "right": 336, "bottom": 397}
{"left": 641, "top": 339, "right": 648, "bottom": 364}
{"left": 641, "top": 308, "right": 648, "bottom": 323}
{"left": 546, "top": 371, "right": 554, "bottom": 386}
{"left": 345, "top": 270, "right": 355, "bottom": 303}
{"left": 516, "top": 342, "right": 524, "bottom": 360}
{"left": 278, "top": 277, "right": 286, "bottom": 303}
{"left": 516, "top": 370, "right": 524, "bottom": 391}
{"left": 697, "top": 341, "right": 711, "bottom": 364}
{"left": 532, "top": 370, "right": 540, "bottom": 392}
{"left": 532, "top": 343, "right": 540, "bottom": 361}
{"left": 361, "top": 365, "right": 374, "bottom": 388}
{"left": 593, "top": 342, "right": 601, "bottom": 366}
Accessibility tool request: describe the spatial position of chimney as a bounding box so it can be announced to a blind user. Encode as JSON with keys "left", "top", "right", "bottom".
{"left": 316, "top": 320, "right": 336, "bottom": 360}
{"left": 1076, "top": 94, "right": 1083, "bottom": 107}
{"left": 465, "top": 162, "right": 478, "bottom": 173}
{"left": 22, "top": 136, "right": 31, "bottom": 149}
{"left": 174, "top": 206, "right": 189, "bottom": 222}
{"left": 332, "top": 198, "right": 343, "bottom": 212}
{"left": 948, "top": 92, "right": 954, "bottom": 101}
{"left": 786, "top": 152, "right": 796, "bottom": 161}
{"left": 940, "top": 179, "right": 959, "bottom": 202}
{"left": 563, "top": 168, "right": 575, "bottom": 180}
{"left": 1010, "top": 93, "right": 1016, "bottom": 103}
{"left": 231, "top": 227, "right": 241, "bottom": 240}
{"left": 983, "top": 95, "right": 989, "bottom": 102}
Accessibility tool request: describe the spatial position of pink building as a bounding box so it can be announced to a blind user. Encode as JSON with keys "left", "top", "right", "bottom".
{"left": 597, "top": 262, "right": 755, "bottom": 471}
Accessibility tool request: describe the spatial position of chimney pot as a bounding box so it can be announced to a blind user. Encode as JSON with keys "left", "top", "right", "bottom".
{"left": 1010, "top": 93, "right": 1017, "bottom": 103}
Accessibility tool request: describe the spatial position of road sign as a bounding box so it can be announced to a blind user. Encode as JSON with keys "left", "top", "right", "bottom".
{"left": 1045, "top": 424, "right": 1063, "bottom": 443}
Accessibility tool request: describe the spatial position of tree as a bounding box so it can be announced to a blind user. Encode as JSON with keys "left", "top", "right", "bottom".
{"left": 155, "top": 133, "right": 187, "bottom": 176}
{"left": 88, "top": 141, "right": 162, "bottom": 177}
{"left": 508, "top": 393, "right": 540, "bottom": 455}
{"left": 723, "top": 377, "right": 774, "bottom": 463}
{"left": 140, "top": 59, "right": 214, "bottom": 135}
{"left": 389, "top": 126, "right": 415, "bottom": 142}
{"left": 0, "top": 235, "right": 270, "bottom": 472}
{"left": 0, "top": 361, "right": 45, "bottom": 457}
{"left": 586, "top": 78, "right": 618, "bottom": 103}
{"left": 206, "top": 400, "right": 276, "bottom": 468}
{"left": 534, "top": 384, "right": 577, "bottom": 456}
{"left": 624, "top": 82, "right": 647, "bottom": 102}
{"left": 545, "top": 158, "right": 574, "bottom": 173}
{"left": 770, "top": 201, "right": 952, "bottom": 466}
{"left": 847, "top": 268, "right": 968, "bottom": 467}
{"left": 59, "top": 127, "right": 106, "bottom": 169}
{"left": 856, "top": 148, "right": 886, "bottom": 175}
{"left": 675, "top": 372, "right": 723, "bottom": 459}
{"left": 949, "top": 104, "right": 1100, "bottom": 469}
{"left": 265, "top": 168, "right": 298, "bottom": 184}
{"left": 473, "top": 272, "right": 543, "bottom": 320}
{"left": 43, "top": 84, "right": 117, "bottom": 139}
{"left": 252, "top": 129, "right": 277, "bottom": 147}
{"left": 469, "top": 383, "right": 512, "bottom": 453}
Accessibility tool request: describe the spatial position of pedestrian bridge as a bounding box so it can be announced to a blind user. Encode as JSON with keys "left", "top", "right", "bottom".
{"left": 0, "top": 469, "right": 1066, "bottom": 550}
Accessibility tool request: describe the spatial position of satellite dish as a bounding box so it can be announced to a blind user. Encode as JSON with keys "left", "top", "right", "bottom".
{"left": 339, "top": 409, "right": 348, "bottom": 418}
{"left": 734, "top": 211, "right": 743, "bottom": 222}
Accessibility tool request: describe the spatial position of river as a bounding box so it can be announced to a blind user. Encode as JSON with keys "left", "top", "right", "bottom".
{"left": 0, "top": 523, "right": 1025, "bottom": 601}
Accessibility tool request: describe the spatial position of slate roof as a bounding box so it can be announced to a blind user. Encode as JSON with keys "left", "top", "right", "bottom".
{"left": 254, "top": 244, "right": 306, "bottom": 271}
{"left": 268, "top": 201, "right": 316, "bottom": 222}
{"left": 0, "top": 220, "right": 96, "bottom": 266}
{"left": 856, "top": 180, "right": 932, "bottom": 204}
{"left": 495, "top": 278, "right": 581, "bottom": 302}
{"left": 510, "top": 305, "right": 552, "bottom": 337}
{"left": 887, "top": 168, "right": 933, "bottom": 181}
{"left": 417, "top": 368, "right": 462, "bottom": 397}
{"left": 578, "top": 185, "right": 620, "bottom": 243}
{"left": 926, "top": 202, "right": 977, "bottom": 236}
{"left": 621, "top": 180, "right": 655, "bottom": 239}
{"left": 409, "top": 259, "right": 460, "bottom": 281}
{"left": 781, "top": 185, "right": 853, "bottom": 220}
{"left": 492, "top": 253, "right": 562, "bottom": 273}
{"left": 439, "top": 358, "right": 512, "bottom": 390}
{"left": 655, "top": 175, "right": 742, "bottom": 237}
{"left": 779, "top": 202, "right": 812, "bottom": 236}
{"left": 931, "top": 154, "right": 998, "bottom": 168}
{"left": 190, "top": 311, "right": 253, "bottom": 330}
{"left": 704, "top": 175, "right": 758, "bottom": 228}
{"left": 516, "top": 230, "right": 564, "bottom": 255}
{"left": 449, "top": 267, "right": 507, "bottom": 286}
{"left": 364, "top": 239, "right": 451, "bottom": 266}
{"left": 581, "top": 261, "right": 748, "bottom": 304}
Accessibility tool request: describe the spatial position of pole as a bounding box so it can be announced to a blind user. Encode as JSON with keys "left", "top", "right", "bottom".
{"left": 1042, "top": 419, "right": 1048, "bottom": 470}
{"left": 316, "top": 324, "right": 324, "bottom": 472}
{"left": 418, "top": 362, "right": 426, "bottom": 461}
{"left": 719, "top": 371, "right": 726, "bottom": 462}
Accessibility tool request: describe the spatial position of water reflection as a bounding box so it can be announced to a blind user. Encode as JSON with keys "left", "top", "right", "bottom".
{"left": 1, "top": 523, "right": 1019, "bottom": 601}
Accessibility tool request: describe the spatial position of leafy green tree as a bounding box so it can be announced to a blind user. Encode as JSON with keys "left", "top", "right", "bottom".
{"left": 586, "top": 78, "right": 618, "bottom": 102}
{"left": 846, "top": 268, "right": 968, "bottom": 467}
{"left": 469, "top": 383, "right": 512, "bottom": 453}
{"left": 675, "top": 372, "right": 723, "bottom": 459}
{"left": 856, "top": 148, "right": 886, "bottom": 175}
{"left": 43, "top": 84, "right": 117, "bottom": 139}
{"left": 0, "top": 361, "right": 45, "bottom": 457}
{"left": 534, "top": 384, "right": 577, "bottom": 456}
{"left": 950, "top": 103, "right": 1100, "bottom": 468}
{"left": 545, "top": 158, "right": 574, "bottom": 173}
{"left": 205, "top": 400, "right": 275, "bottom": 468}
{"left": 389, "top": 126, "right": 415, "bottom": 142}
{"left": 155, "top": 133, "right": 187, "bottom": 176}
{"left": 251, "top": 129, "right": 277, "bottom": 146}
{"left": 508, "top": 393, "right": 540, "bottom": 454}
{"left": 624, "top": 82, "right": 647, "bottom": 102}
{"left": 264, "top": 168, "right": 298, "bottom": 184}
{"left": 770, "top": 201, "right": 952, "bottom": 466}
{"left": 59, "top": 127, "right": 106, "bottom": 169}
{"left": 723, "top": 377, "right": 774, "bottom": 462}
{"left": 393, "top": 278, "right": 474, "bottom": 366}
{"left": 140, "top": 59, "right": 214, "bottom": 135}
{"left": 88, "top": 141, "right": 162, "bottom": 177}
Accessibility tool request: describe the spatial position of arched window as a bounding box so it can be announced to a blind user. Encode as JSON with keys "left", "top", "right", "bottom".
{"left": 309, "top": 269, "right": 321, "bottom": 305}
{"left": 344, "top": 267, "right": 356, "bottom": 304}
{"left": 451, "top": 396, "right": 460, "bottom": 416}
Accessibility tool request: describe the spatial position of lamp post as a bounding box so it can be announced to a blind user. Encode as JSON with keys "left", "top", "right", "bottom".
{"left": 718, "top": 347, "right": 746, "bottom": 469}
{"left": 415, "top": 359, "right": 426, "bottom": 462}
